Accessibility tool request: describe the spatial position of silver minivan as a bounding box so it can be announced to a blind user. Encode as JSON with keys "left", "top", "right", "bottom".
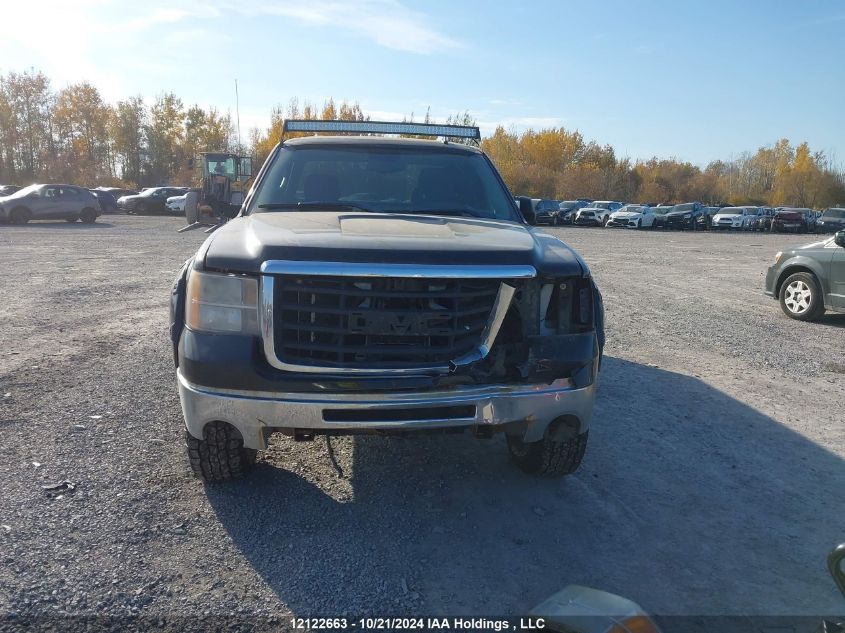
{"left": 0, "top": 184, "right": 102, "bottom": 224}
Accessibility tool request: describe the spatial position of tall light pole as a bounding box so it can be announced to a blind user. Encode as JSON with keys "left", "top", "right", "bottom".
{"left": 235, "top": 79, "right": 242, "bottom": 154}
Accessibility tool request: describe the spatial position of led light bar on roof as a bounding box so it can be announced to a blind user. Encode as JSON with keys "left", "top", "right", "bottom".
{"left": 283, "top": 119, "right": 481, "bottom": 140}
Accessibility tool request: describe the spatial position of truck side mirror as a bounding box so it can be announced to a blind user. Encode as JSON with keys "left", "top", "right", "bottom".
{"left": 518, "top": 197, "right": 536, "bottom": 225}
{"left": 240, "top": 157, "right": 253, "bottom": 178}
{"left": 835, "top": 231, "right": 845, "bottom": 248}
{"left": 829, "top": 543, "right": 845, "bottom": 598}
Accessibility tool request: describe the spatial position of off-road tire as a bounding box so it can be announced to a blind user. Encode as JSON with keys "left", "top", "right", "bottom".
{"left": 10, "top": 207, "right": 30, "bottom": 224}
{"left": 506, "top": 431, "right": 588, "bottom": 478}
{"left": 186, "top": 421, "right": 256, "bottom": 482}
{"left": 80, "top": 208, "right": 97, "bottom": 224}
{"left": 779, "top": 272, "right": 825, "bottom": 322}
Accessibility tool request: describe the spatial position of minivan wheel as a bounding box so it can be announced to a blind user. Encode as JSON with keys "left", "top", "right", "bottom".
{"left": 186, "top": 421, "right": 256, "bottom": 482}
{"left": 80, "top": 208, "right": 97, "bottom": 224}
{"left": 779, "top": 272, "right": 825, "bottom": 321}
{"left": 506, "top": 431, "right": 588, "bottom": 478}
{"left": 9, "top": 207, "right": 30, "bottom": 224}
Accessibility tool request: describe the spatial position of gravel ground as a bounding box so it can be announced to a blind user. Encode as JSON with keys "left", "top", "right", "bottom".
{"left": 0, "top": 216, "right": 843, "bottom": 630}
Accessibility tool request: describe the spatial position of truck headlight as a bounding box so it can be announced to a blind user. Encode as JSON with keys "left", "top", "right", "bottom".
{"left": 185, "top": 270, "right": 259, "bottom": 334}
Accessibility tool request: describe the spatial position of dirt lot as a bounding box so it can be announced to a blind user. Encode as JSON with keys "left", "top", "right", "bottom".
{"left": 1, "top": 216, "right": 843, "bottom": 628}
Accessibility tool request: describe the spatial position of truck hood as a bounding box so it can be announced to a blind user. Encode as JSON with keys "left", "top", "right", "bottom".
{"left": 200, "top": 212, "right": 588, "bottom": 277}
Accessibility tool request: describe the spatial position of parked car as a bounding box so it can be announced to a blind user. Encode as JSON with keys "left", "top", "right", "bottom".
{"left": 0, "top": 184, "right": 21, "bottom": 196}
{"left": 170, "top": 121, "right": 605, "bottom": 481}
{"left": 117, "top": 186, "right": 188, "bottom": 215}
{"left": 817, "top": 208, "right": 845, "bottom": 234}
{"left": 771, "top": 207, "right": 813, "bottom": 233}
{"left": 533, "top": 199, "right": 563, "bottom": 225}
{"left": 765, "top": 230, "right": 845, "bottom": 320}
{"left": 0, "top": 184, "right": 101, "bottom": 224}
{"left": 557, "top": 200, "right": 586, "bottom": 225}
{"left": 573, "top": 201, "right": 623, "bottom": 227}
{"left": 606, "top": 204, "right": 656, "bottom": 229}
{"left": 664, "top": 202, "right": 704, "bottom": 230}
{"left": 650, "top": 205, "right": 673, "bottom": 229}
{"left": 94, "top": 186, "right": 139, "bottom": 200}
{"left": 166, "top": 194, "right": 188, "bottom": 215}
{"left": 712, "top": 206, "right": 756, "bottom": 231}
{"left": 745, "top": 207, "right": 775, "bottom": 231}
{"left": 695, "top": 206, "right": 722, "bottom": 230}
{"left": 88, "top": 189, "right": 119, "bottom": 214}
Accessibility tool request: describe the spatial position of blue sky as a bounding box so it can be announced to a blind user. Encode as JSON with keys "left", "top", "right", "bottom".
{"left": 2, "top": 0, "right": 843, "bottom": 166}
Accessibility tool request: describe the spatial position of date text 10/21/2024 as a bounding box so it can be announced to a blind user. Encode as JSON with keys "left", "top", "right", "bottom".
{"left": 289, "top": 617, "right": 547, "bottom": 631}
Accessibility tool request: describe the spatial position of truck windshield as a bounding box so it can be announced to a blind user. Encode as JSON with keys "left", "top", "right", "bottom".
{"left": 249, "top": 145, "right": 519, "bottom": 221}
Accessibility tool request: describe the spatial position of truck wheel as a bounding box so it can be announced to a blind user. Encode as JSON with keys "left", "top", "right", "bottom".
{"left": 779, "top": 272, "right": 825, "bottom": 321}
{"left": 506, "top": 431, "right": 588, "bottom": 477}
{"left": 80, "top": 208, "right": 97, "bottom": 224}
{"left": 186, "top": 421, "right": 256, "bottom": 482}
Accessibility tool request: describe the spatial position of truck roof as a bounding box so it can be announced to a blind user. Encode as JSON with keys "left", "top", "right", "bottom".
{"left": 283, "top": 135, "right": 482, "bottom": 154}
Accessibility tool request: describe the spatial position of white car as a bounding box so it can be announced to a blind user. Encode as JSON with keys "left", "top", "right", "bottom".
{"left": 606, "top": 204, "right": 656, "bottom": 229}
{"left": 166, "top": 194, "right": 187, "bottom": 214}
{"left": 712, "top": 206, "right": 758, "bottom": 231}
{"left": 573, "top": 201, "right": 624, "bottom": 226}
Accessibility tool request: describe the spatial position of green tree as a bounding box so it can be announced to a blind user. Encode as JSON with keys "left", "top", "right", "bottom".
{"left": 1, "top": 69, "right": 53, "bottom": 181}
{"left": 52, "top": 82, "right": 113, "bottom": 184}
{"left": 145, "top": 92, "right": 185, "bottom": 185}
{"left": 111, "top": 96, "right": 146, "bottom": 187}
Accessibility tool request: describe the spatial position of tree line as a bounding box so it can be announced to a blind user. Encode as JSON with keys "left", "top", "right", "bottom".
{"left": 484, "top": 128, "right": 845, "bottom": 208}
{"left": 2, "top": 68, "right": 843, "bottom": 208}
{"left": 0, "top": 69, "right": 237, "bottom": 188}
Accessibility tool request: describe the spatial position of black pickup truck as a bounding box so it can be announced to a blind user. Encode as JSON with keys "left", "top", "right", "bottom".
{"left": 170, "top": 120, "right": 604, "bottom": 482}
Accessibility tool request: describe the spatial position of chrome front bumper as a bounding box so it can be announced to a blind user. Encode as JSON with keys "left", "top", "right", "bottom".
{"left": 177, "top": 370, "right": 596, "bottom": 450}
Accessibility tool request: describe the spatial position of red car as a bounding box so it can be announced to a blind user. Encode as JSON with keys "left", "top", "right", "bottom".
{"left": 771, "top": 207, "right": 812, "bottom": 233}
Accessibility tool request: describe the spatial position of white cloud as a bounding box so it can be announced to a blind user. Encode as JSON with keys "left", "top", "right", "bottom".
{"left": 229, "top": 0, "right": 462, "bottom": 54}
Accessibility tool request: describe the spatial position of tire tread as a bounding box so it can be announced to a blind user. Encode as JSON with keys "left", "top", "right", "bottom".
{"left": 186, "top": 421, "right": 256, "bottom": 482}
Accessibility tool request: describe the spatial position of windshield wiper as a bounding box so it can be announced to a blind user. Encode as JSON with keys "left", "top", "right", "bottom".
{"left": 257, "top": 202, "right": 375, "bottom": 212}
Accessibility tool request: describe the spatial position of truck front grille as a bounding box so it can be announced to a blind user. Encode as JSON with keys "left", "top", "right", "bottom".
{"left": 272, "top": 275, "right": 501, "bottom": 369}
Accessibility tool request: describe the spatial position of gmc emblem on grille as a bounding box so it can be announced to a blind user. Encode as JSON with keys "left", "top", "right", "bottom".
{"left": 349, "top": 311, "right": 449, "bottom": 336}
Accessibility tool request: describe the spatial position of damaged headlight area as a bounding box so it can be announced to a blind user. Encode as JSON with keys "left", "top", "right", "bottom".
{"left": 185, "top": 270, "right": 259, "bottom": 334}
{"left": 540, "top": 278, "right": 595, "bottom": 335}
{"left": 458, "top": 276, "right": 600, "bottom": 385}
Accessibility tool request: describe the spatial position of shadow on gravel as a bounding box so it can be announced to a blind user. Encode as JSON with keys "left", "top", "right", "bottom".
{"left": 817, "top": 313, "right": 845, "bottom": 328}
{"left": 0, "top": 221, "right": 114, "bottom": 229}
{"left": 206, "top": 357, "right": 845, "bottom": 619}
